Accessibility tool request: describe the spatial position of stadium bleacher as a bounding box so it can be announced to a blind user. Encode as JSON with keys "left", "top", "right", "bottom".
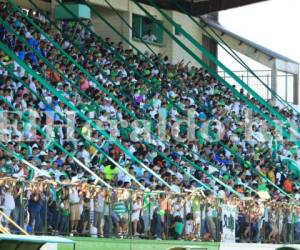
{"left": 0, "top": 0, "right": 300, "bottom": 244}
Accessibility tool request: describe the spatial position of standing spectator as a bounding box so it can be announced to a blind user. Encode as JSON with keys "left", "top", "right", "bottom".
{"left": 69, "top": 185, "right": 81, "bottom": 235}
{"left": 185, "top": 213, "right": 195, "bottom": 240}
{"left": 132, "top": 195, "right": 142, "bottom": 237}
{"left": 12, "top": 182, "right": 23, "bottom": 227}
{"left": 191, "top": 194, "right": 201, "bottom": 240}
{"left": 3, "top": 185, "right": 15, "bottom": 226}
{"left": 28, "top": 191, "right": 42, "bottom": 233}
{"left": 94, "top": 188, "right": 105, "bottom": 237}
{"left": 112, "top": 190, "right": 128, "bottom": 238}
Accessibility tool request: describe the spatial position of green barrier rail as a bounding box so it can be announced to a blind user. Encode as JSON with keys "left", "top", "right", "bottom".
{"left": 51, "top": 0, "right": 291, "bottom": 198}
{"left": 172, "top": 0, "right": 300, "bottom": 115}
{"left": 0, "top": 41, "right": 172, "bottom": 191}
{"left": 1, "top": 7, "right": 209, "bottom": 194}
{"left": 55, "top": 0, "right": 250, "bottom": 196}
{"left": 72, "top": 0, "right": 291, "bottom": 198}
{"left": 79, "top": 0, "right": 252, "bottom": 194}
{"left": 133, "top": 0, "right": 300, "bottom": 147}
{"left": 0, "top": 60, "right": 145, "bottom": 190}
{"left": 140, "top": 0, "right": 289, "bottom": 125}
{"left": 15, "top": 0, "right": 237, "bottom": 195}
{"left": 3, "top": 4, "right": 211, "bottom": 194}
{"left": 0, "top": 142, "right": 50, "bottom": 178}
{"left": 3, "top": 2, "right": 173, "bottom": 190}
{"left": 131, "top": 0, "right": 296, "bottom": 199}
{"left": 0, "top": 95, "right": 112, "bottom": 188}
{"left": 138, "top": 0, "right": 300, "bottom": 160}
{"left": 2, "top": 0, "right": 286, "bottom": 197}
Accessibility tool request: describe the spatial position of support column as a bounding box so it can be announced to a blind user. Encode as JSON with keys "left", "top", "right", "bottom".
{"left": 271, "top": 66, "right": 277, "bottom": 105}
{"left": 51, "top": 0, "right": 56, "bottom": 21}
{"left": 121, "top": 1, "right": 131, "bottom": 50}
{"left": 293, "top": 73, "right": 299, "bottom": 105}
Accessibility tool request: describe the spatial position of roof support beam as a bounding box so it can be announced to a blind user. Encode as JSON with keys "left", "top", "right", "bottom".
{"left": 294, "top": 74, "right": 299, "bottom": 105}
{"left": 204, "top": 20, "right": 299, "bottom": 75}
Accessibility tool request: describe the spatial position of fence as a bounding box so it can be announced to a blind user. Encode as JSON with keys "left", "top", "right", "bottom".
{"left": 0, "top": 178, "right": 300, "bottom": 243}
{"left": 218, "top": 70, "right": 295, "bottom": 103}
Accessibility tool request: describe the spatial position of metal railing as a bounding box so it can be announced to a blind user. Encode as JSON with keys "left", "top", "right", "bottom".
{"left": 0, "top": 178, "right": 299, "bottom": 243}
{"left": 218, "top": 70, "right": 294, "bottom": 103}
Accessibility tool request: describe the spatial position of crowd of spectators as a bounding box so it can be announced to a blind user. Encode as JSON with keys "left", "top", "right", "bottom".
{"left": 0, "top": 0, "right": 300, "bottom": 242}
{"left": 1, "top": 178, "right": 300, "bottom": 242}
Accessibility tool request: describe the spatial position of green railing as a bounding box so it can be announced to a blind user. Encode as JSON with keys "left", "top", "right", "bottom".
{"left": 15, "top": 0, "right": 240, "bottom": 195}
{"left": 0, "top": 177, "right": 299, "bottom": 243}
{"left": 0, "top": 0, "right": 296, "bottom": 199}
{"left": 67, "top": 0, "right": 292, "bottom": 198}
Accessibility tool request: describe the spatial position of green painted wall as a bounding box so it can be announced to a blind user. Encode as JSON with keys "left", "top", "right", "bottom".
{"left": 54, "top": 4, "right": 91, "bottom": 20}
{"left": 59, "top": 237, "right": 220, "bottom": 250}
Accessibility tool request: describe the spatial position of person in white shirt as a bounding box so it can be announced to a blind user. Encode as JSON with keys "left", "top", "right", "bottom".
{"left": 132, "top": 196, "right": 142, "bottom": 236}
{"left": 143, "top": 30, "right": 157, "bottom": 43}
{"left": 3, "top": 186, "right": 15, "bottom": 226}
{"left": 171, "top": 197, "right": 184, "bottom": 219}
{"left": 94, "top": 189, "right": 105, "bottom": 237}
{"left": 69, "top": 187, "right": 81, "bottom": 234}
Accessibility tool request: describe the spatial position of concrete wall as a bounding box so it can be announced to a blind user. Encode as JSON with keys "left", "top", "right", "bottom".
{"left": 91, "top": 5, "right": 128, "bottom": 45}
{"left": 7, "top": 0, "right": 51, "bottom": 12}
{"left": 14, "top": 0, "right": 207, "bottom": 66}
{"left": 167, "top": 10, "right": 203, "bottom": 66}
{"left": 89, "top": 0, "right": 204, "bottom": 66}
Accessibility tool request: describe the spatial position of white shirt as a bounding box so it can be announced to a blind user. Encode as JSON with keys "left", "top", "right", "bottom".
{"left": 69, "top": 189, "right": 80, "bottom": 204}
{"left": 4, "top": 192, "right": 15, "bottom": 210}
{"left": 94, "top": 194, "right": 104, "bottom": 213}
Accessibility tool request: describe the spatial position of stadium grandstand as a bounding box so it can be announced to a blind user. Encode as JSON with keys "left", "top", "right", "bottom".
{"left": 0, "top": 0, "right": 300, "bottom": 249}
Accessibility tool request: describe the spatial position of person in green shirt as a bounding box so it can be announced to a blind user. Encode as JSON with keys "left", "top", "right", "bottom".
{"left": 103, "top": 165, "right": 119, "bottom": 182}
{"left": 174, "top": 216, "right": 184, "bottom": 240}
{"left": 112, "top": 190, "right": 128, "bottom": 238}
{"left": 143, "top": 193, "right": 157, "bottom": 235}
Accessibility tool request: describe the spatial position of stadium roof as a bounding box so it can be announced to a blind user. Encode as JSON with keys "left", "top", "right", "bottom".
{"left": 203, "top": 18, "right": 299, "bottom": 74}
{"left": 136, "top": 0, "right": 269, "bottom": 16}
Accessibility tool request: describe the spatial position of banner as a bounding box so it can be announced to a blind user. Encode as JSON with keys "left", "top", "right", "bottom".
{"left": 221, "top": 205, "right": 236, "bottom": 242}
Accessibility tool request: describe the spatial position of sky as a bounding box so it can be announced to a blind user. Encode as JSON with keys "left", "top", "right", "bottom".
{"left": 218, "top": 0, "right": 300, "bottom": 102}
{"left": 219, "top": 0, "right": 300, "bottom": 71}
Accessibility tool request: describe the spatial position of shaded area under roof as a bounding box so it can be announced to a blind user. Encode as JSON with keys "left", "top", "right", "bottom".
{"left": 136, "top": 0, "right": 269, "bottom": 16}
